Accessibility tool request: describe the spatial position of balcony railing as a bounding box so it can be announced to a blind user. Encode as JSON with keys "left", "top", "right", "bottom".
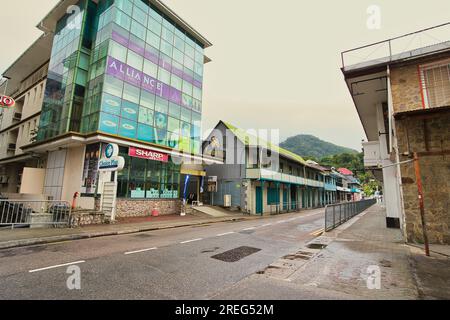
{"left": 246, "top": 168, "right": 324, "bottom": 188}
{"left": 342, "top": 23, "right": 450, "bottom": 71}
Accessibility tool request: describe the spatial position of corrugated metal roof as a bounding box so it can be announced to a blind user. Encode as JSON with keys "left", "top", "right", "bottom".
{"left": 221, "top": 121, "right": 308, "bottom": 166}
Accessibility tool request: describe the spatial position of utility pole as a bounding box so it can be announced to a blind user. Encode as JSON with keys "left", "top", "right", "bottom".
{"left": 379, "top": 153, "right": 430, "bottom": 257}
{"left": 413, "top": 152, "right": 430, "bottom": 257}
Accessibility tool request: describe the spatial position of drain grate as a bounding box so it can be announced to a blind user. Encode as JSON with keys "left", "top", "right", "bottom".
{"left": 133, "top": 233, "right": 154, "bottom": 239}
{"left": 212, "top": 246, "right": 261, "bottom": 263}
{"left": 283, "top": 253, "right": 312, "bottom": 261}
{"left": 306, "top": 243, "right": 328, "bottom": 250}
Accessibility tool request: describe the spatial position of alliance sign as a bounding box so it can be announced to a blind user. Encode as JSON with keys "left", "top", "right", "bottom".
{"left": 98, "top": 143, "right": 125, "bottom": 172}
{"left": 0, "top": 95, "right": 15, "bottom": 108}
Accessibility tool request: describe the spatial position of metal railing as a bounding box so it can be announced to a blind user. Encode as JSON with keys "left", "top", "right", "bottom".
{"left": 0, "top": 200, "right": 72, "bottom": 229}
{"left": 269, "top": 201, "right": 307, "bottom": 215}
{"left": 341, "top": 22, "right": 450, "bottom": 70}
{"left": 325, "top": 199, "right": 377, "bottom": 232}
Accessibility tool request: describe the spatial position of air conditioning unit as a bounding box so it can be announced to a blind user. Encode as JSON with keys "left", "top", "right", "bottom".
{"left": 224, "top": 194, "right": 232, "bottom": 208}
{"left": 7, "top": 143, "right": 16, "bottom": 151}
{"left": 13, "top": 112, "right": 22, "bottom": 120}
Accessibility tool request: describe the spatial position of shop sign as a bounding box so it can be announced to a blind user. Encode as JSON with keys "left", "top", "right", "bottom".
{"left": 0, "top": 95, "right": 15, "bottom": 108}
{"left": 129, "top": 146, "right": 169, "bottom": 163}
{"left": 98, "top": 143, "right": 125, "bottom": 172}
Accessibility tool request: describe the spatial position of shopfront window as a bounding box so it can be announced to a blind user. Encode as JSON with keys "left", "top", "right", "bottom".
{"left": 118, "top": 147, "right": 180, "bottom": 199}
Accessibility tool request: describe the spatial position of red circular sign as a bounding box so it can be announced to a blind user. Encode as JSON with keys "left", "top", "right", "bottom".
{"left": 0, "top": 95, "right": 15, "bottom": 108}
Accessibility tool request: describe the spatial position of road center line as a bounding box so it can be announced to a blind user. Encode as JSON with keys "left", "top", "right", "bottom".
{"left": 29, "top": 261, "right": 86, "bottom": 273}
{"left": 261, "top": 223, "right": 272, "bottom": 227}
{"left": 217, "top": 232, "right": 235, "bottom": 237}
{"left": 243, "top": 227, "right": 256, "bottom": 231}
{"left": 125, "top": 248, "right": 158, "bottom": 255}
{"left": 180, "top": 238, "right": 203, "bottom": 244}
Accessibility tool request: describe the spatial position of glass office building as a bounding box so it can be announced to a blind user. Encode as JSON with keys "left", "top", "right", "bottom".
{"left": 36, "top": 0, "right": 211, "bottom": 203}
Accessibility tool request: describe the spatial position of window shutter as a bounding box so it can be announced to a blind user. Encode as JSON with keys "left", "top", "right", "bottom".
{"left": 422, "top": 62, "right": 450, "bottom": 108}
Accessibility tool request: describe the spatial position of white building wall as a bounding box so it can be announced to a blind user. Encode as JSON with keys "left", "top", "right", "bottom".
{"left": 376, "top": 103, "right": 403, "bottom": 221}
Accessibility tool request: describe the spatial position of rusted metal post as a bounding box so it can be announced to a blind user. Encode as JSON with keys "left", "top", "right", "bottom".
{"left": 413, "top": 152, "right": 430, "bottom": 257}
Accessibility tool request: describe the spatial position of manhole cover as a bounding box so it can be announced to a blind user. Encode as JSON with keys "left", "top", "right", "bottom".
{"left": 212, "top": 246, "right": 261, "bottom": 263}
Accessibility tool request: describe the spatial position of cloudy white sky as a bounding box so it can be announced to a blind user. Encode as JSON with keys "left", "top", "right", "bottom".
{"left": 1, "top": 0, "right": 450, "bottom": 150}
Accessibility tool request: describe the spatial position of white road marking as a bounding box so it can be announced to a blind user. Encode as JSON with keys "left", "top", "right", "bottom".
{"left": 242, "top": 227, "right": 256, "bottom": 231}
{"left": 125, "top": 247, "right": 158, "bottom": 255}
{"left": 217, "top": 232, "right": 235, "bottom": 237}
{"left": 29, "top": 261, "right": 86, "bottom": 273}
{"left": 180, "top": 238, "right": 203, "bottom": 244}
{"left": 261, "top": 223, "right": 272, "bottom": 227}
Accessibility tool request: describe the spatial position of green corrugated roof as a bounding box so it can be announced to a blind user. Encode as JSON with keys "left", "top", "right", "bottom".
{"left": 222, "top": 121, "right": 308, "bottom": 166}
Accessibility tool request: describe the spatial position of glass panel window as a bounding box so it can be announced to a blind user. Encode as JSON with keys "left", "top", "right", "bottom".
{"left": 127, "top": 50, "right": 143, "bottom": 70}
{"left": 193, "top": 86, "right": 202, "bottom": 100}
{"left": 155, "top": 96, "right": 169, "bottom": 113}
{"left": 158, "top": 67, "right": 171, "bottom": 85}
{"left": 171, "top": 74, "right": 182, "bottom": 91}
{"left": 115, "top": 0, "right": 133, "bottom": 15}
{"left": 143, "top": 59, "right": 158, "bottom": 78}
{"left": 174, "top": 36, "right": 185, "bottom": 52}
{"left": 122, "top": 83, "right": 140, "bottom": 104}
{"left": 146, "top": 30, "right": 160, "bottom": 49}
{"left": 161, "top": 27, "right": 174, "bottom": 44}
{"left": 173, "top": 48, "right": 184, "bottom": 64}
{"left": 109, "top": 40, "right": 127, "bottom": 62}
{"left": 184, "top": 56, "right": 194, "bottom": 70}
{"left": 149, "top": 7, "right": 163, "bottom": 23}
{"left": 101, "top": 92, "right": 121, "bottom": 116}
{"left": 132, "top": 6, "right": 148, "bottom": 27}
{"left": 121, "top": 100, "right": 139, "bottom": 121}
{"left": 137, "top": 123, "right": 155, "bottom": 143}
{"left": 103, "top": 75, "right": 124, "bottom": 97}
{"left": 148, "top": 17, "right": 162, "bottom": 35}
{"left": 169, "top": 102, "right": 181, "bottom": 118}
{"left": 160, "top": 40, "right": 173, "bottom": 57}
{"left": 168, "top": 117, "right": 180, "bottom": 133}
{"left": 154, "top": 112, "right": 168, "bottom": 130}
{"left": 185, "top": 44, "right": 195, "bottom": 59}
{"left": 138, "top": 107, "right": 154, "bottom": 126}
{"left": 180, "top": 107, "right": 191, "bottom": 123}
{"left": 162, "top": 19, "right": 175, "bottom": 32}
{"left": 182, "top": 80, "right": 193, "bottom": 96}
{"left": 130, "top": 20, "right": 146, "bottom": 40}
{"left": 114, "top": 9, "right": 131, "bottom": 30}
{"left": 140, "top": 90, "right": 155, "bottom": 109}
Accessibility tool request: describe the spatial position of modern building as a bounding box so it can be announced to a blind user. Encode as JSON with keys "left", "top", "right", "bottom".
{"left": 203, "top": 121, "right": 331, "bottom": 215}
{"left": 342, "top": 23, "right": 450, "bottom": 244}
{"left": 0, "top": 0, "right": 216, "bottom": 218}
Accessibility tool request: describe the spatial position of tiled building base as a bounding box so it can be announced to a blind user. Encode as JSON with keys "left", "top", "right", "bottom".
{"left": 116, "top": 199, "right": 182, "bottom": 218}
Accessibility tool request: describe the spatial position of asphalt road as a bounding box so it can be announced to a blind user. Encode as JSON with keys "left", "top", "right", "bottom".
{"left": 0, "top": 209, "right": 325, "bottom": 300}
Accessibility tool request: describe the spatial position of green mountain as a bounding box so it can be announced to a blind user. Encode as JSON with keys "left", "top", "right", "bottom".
{"left": 280, "top": 134, "right": 358, "bottom": 159}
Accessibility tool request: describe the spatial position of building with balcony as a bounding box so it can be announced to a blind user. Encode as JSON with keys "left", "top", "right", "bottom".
{"left": 203, "top": 121, "right": 330, "bottom": 215}
{"left": 342, "top": 23, "right": 450, "bottom": 244}
{"left": 0, "top": 0, "right": 216, "bottom": 218}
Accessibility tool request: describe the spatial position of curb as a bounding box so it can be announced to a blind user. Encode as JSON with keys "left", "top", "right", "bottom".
{"left": 0, "top": 216, "right": 247, "bottom": 250}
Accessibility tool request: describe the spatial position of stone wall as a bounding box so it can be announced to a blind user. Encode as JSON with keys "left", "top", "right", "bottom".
{"left": 116, "top": 199, "right": 182, "bottom": 218}
{"left": 391, "top": 63, "right": 423, "bottom": 113}
{"left": 395, "top": 113, "right": 450, "bottom": 244}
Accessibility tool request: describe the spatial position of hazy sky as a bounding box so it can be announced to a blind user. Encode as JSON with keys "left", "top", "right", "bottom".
{"left": 1, "top": 0, "right": 450, "bottom": 150}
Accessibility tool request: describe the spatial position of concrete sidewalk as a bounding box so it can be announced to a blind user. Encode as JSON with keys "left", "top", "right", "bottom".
{"left": 0, "top": 212, "right": 252, "bottom": 250}
{"left": 215, "top": 204, "right": 450, "bottom": 300}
